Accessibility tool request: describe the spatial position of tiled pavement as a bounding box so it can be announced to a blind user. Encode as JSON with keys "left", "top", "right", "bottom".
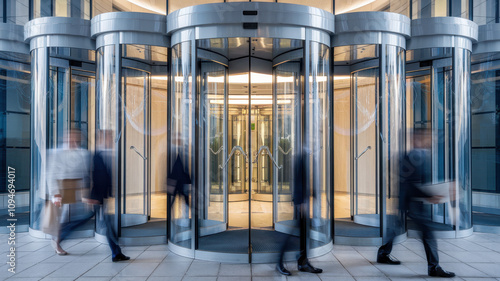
{"left": 2, "top": 232, "right": 500, "bottom": 280}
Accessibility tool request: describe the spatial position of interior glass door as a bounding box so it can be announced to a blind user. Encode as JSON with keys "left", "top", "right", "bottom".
{"left": 121, "top": 67, "right": 149, "bottom": 227}
{"left": 352, "top": 68, "right": 379, "bottom": 231}
{"left": 194, "top": 37, "right": 312, "bottom": 261}
{"left": 199, "top": 60, "right": 228, "bottom": 236}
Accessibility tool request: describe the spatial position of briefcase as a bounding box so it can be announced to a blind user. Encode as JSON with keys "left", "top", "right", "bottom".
{"left": 58, "top": 179, "right": 83, "bottom": 204}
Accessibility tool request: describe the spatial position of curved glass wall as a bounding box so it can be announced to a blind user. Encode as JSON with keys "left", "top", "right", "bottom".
{"left": 333, "top": 43, "right": 406, "bottom": 245}
{"left": 169, "top": 36, "right": 332, "bottom": 262}
{"left": 30, "top": 46, "right": 96, "bottom": 235}
{"left": 470, "top": 52, "right": 500, "bottom": 231}
{"left": 406, "top": 47, "right": 472, "bottom": 235}
{"left": 0, "top": 51, "right": 30, "bottom": 232}
{"left": 95, "top": 43, "right": 168, "bottom": 241}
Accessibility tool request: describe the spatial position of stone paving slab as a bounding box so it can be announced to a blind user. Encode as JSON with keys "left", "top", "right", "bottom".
{"left": 1, "top": 232, "right": 500, "bottom": 280}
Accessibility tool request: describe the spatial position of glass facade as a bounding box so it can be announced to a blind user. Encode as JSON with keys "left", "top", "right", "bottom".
{"left": 0, "top": 51, "right": 30, "bottom": 229}
{"left": 470, "top": 53, "right": 500, "bottom": 229}
{"left": 3, "top": 0, "right": 496, "bottom": 262}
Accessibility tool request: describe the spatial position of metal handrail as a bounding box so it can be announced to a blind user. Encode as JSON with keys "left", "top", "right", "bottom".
{"left": 253, "top": 146, "right": 282, "bottom": 169}
{"left": 219, "top": 146, "right": 248, "bottom": 169}
{"left": 130, "top": 146, "right": 147, "bottom": 160}
{"left": 355, "top": 146, "right": 371, "bottom": 160}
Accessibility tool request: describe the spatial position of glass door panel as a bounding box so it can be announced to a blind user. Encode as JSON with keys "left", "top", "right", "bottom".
{"left": 274, "top": 61, "right": 300, "bottom": 229}
{"left": 199, "top": 61, "right": 227, "bottom": 240}
{"left": 353, "top": 68, "right": 379, "bottom": 228}
{"left": 122, "top": 67, "right": 148, "bottom": 227}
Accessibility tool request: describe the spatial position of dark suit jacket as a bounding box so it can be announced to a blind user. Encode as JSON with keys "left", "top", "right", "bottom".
{"left": 91, "top": 150, "right": 113, "bottom": 204}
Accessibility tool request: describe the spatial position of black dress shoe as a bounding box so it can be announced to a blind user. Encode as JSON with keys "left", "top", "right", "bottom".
{"left": 298, "top": 262, "right": 323, "bottom": 273}
{"left": 377, "top": 254, "right": 401, "bottom": 265}
{"left": 428, "top": 266, "right": 455, "bottom": 278}
{"left": 112, "top": 253, "right": 130, "bottom": 262}
{"left": 276, "top": 263, "right": 291, "bottom": 276}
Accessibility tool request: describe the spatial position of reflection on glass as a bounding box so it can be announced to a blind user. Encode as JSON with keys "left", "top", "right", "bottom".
{"left": 170, "top": 41, "right": 192, "bottom": 249}
{"left": 33, "top": 0, "right": 91, "bottom": 19}
{"left": 353, "top": 68, "right": 378, "bottom": 220}
{"left": 470, "top": 55, "right": 500, "bottom": 227}
{"left": 473, "top": 0, "right": 497, "bottom": 25}
{"left": 308, "top": 41, "right": 331, "bottom": 247}
{"left": 95, "top": 45, "right": 118, "bottom": 235}
{"left": 30, "top": 47, "right": 94, "bottom": 232}
{"left": 407, "top": 47, "right": 472, "bottom": 233}
{"left": 275, "top": 61, "right": 300, "bottom": 224}
{"left": 122, "top": 68, "right": 148, "bottom": 219}
{"left": 412, "top": 0, "right": 448, "bottom": 19}
{"left": 0, "top": 54, "right": 30, "bottom": 229}
{"left": 383, "top": 45, "right": 406, "bottom": 239}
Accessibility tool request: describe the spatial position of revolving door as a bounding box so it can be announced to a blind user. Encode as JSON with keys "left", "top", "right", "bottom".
{"left": 167, "top": 1, "right": 334, "bottom": 263}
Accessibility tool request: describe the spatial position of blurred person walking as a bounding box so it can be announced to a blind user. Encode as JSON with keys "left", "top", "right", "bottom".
{"left": 276, "top": 148, "right": 323, "bottom": 276}
{"left": 376, "top": 128, "right": 455, "bottom": 278}
{"left": 46, "top": 129, "right": 91, "bottom": 255}
{"left": 85, "top": 130, "right": 130, "bottom": 262}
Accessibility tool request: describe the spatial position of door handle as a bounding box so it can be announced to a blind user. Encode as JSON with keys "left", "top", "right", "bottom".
{"left": 253, "top": 146, "right": 282, "bottom": 169}
{"left": 130, "top": 146, "right": 147, "bottom": 160}
{"left": 219, "top": 146, "right": 248, "bottom": 169}
{"left": 355, "top": 146, "right": 371, "bottom": 160}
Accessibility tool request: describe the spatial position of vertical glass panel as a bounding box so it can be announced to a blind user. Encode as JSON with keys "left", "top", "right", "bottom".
{"left": 279, "top": 0, "right": 333, "bottom": 13}
{"left": 198, "top": 60, "right": 227, "bottom": 250}
{"left": 353, "top": 68, "right": 378, "bottom": 220}
{"left": 454, "top": 48, "right": 472, "bottom": 230}
{"left": 33, "top": 0, "right": 91, "bottom": 18}
{"left": 333, "top": 70, "right": 350, "bottom": 222}
{"left": 473, "top": 0, "right": 497, "bottom": 25}
{"left": 470, "top": 58, "right": 500, "bottom": 225}
{"left": 55, "top": 0, "right": 70, "bottom": 17}
{"left": 275, "top": 61, "right": 300, "bottom": 225}
{"left": 334, "top": 44, "right": 381, "bottom": 239}
{"left": 384, "top": 44, "right": 406, "bottom": 239}
{"left": 30, "top": 47, "right": 49, "bottom": 230}
{"left": 170, "top": 41, "right": 193, "bottom": 249}
{"left": 150, "top": 47, "right": 168, "bottom": 230}
{"left": 412, "top": 0, "right": 448, "bottom": 19}
{"left": 122, "top": 68, "right": 147, "bottom": 218}
{"left": 168, "top": 0, "right": 221, "bottom": 14}
{"left": 451, "top": 0, "right": 470, "bottom": 19}
{"left": 308, "top": 41, "right": 331, "bottom": 248}
{"left": 95, "top": 44, "right": 118, "bottom": 235}
{"left": 33, "top": 0, "right": 52, "bottom": 18}
{"left": 6, "top": 0, "right": 30, "bottom": 25}
{"left": 0, "top": 54, "right": 30, "bottom": 229}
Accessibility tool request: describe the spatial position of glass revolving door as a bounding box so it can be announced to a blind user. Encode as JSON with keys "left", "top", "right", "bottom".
{"left": 95, "top": 44, "right": 168, "bottom": 243}
{"left": 168, "top": 36, "right": 332, "bottom": 262}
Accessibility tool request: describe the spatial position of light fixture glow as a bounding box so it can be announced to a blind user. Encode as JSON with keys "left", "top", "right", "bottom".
{"left": 336, "top": 0, "right": 376, "bottom": 14}
{"left": 126, "top": 0, "right": 166, "bottom": 14}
